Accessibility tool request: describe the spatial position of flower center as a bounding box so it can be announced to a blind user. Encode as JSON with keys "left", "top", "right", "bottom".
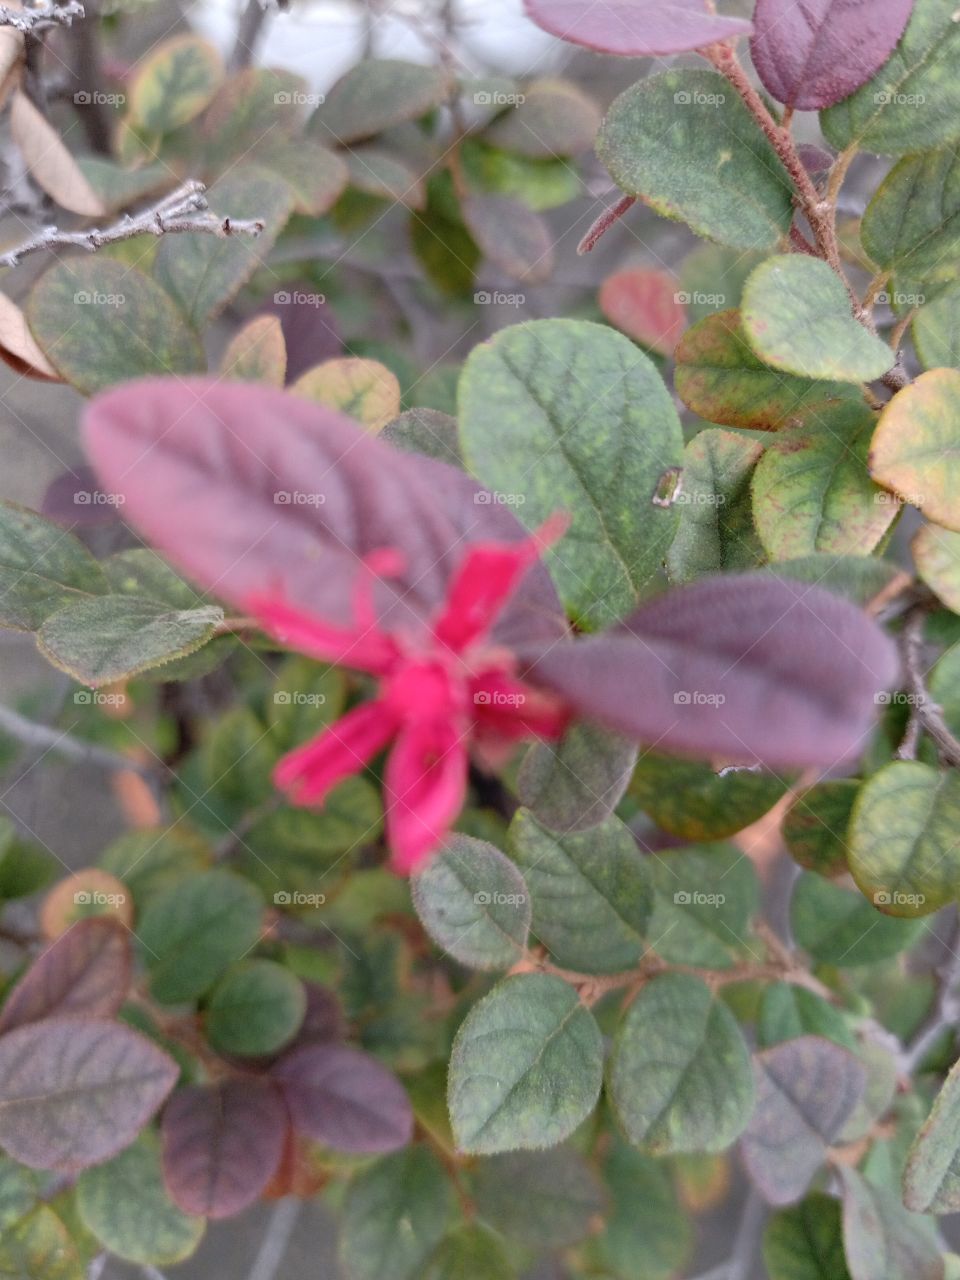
{"left": 383, "top": 660, "right": 464, "bottom": 724}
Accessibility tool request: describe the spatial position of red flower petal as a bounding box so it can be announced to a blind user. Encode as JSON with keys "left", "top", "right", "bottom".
{"left": 249, "top": 595, "right": 401, "bottom": 676}
{"left": 470, "top": 671, "right": 570, "bottom": 741}
{"left": 275, "top": 702, "right": 397, "bottom": 806}
{"left": 433, "top": 513, "right": 569, "bottom": 654}
{"left": 385, "top": 720, "right": 468, "bottom": 874}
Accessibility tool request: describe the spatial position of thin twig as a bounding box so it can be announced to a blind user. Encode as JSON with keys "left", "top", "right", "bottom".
{"left": 577, "top": 194, "right": 637, "bottom": 255}
{"left": 230, "top": 0, "right": 269, "bottom": 72}
{"left": 897, "top": 603, "right": 960, "bottom": 768}
{"left": 246, "top": 1198, "right": 302, "bottom": 1280}
{"left": 0, "top": 180, "right": 264, "bottom": 269}
{"left": 0, "top": 702, "right": 161, "bottom": 779}
{"left": 0, "top": 0, "right": 84, "bottom": 31}
{"left": 904, "top": 911, "right": 960, "bottom": 1072}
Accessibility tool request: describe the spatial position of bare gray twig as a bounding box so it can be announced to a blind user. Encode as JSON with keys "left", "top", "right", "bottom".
{"left": 0, "top": 701, "right": 161, "bottom": 780}
{"left": 0, "top": 180, "right": 264, "bottom": 268}
{"left": 0, "top": 0, "right": 84, "bottom": 31}
{"left": 897, "top": 602, "right": 960, "bottom": 768}
{"left": 904, "top": 911, "right": 960, "bottom": 1073}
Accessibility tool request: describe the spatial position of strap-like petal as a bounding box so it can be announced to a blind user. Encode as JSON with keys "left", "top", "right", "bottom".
{"left": 384, "top": 720, "right": 469, "bottom": 874}
{"left": 275, "top": 701, "right": 397, "bottom": 805}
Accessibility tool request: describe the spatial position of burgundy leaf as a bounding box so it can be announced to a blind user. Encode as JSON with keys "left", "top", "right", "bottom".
{"left": 42, "top": 465, "right": 120, "bottom": 528}
{"left": 520, "top": 574, "right": 899, "bottom": 770}
{"left": 285, "top": 983, "right": 345, "bottom": 1051}
{"left": 741, "top": 1036, "right": 866, "bottom": 1205}
{"left": 750, "top": 0, "right": 914, "bottom": 110}
{"left": 272, "top": 1043, "right": 413, "bottom": 1154}
{"left": 0, "top": 918, "right": 132, "bottom": 1034}
{"left": 797, "top": 143, "right": 836, "bottom": 177}
{"left": 82, "top": 378, "right": 565, "bottom": 649}
{"left": 161, "top": 1080, "right": 288, "bottom": 1219}
{"left": 256, "top": 283, "right": 342, "bottom": 382}
{"left": 524, "top": 0, "right": 752, "bottom": 55}
{"left": 0, "top": 1016, "right": 178, "bottom": 1171}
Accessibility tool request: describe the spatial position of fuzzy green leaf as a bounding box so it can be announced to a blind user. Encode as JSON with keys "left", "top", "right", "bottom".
{"left": 862, "top": 146, "right": 960, "bottom": 279}
{"left": 791, "top": 870, "right": 925, "bottom": 963}
{"left": 0, "top": 501, "right": 108, "bottom": 631}
{"left": 205, "top": 960, "right": 306, "bottom": 1056}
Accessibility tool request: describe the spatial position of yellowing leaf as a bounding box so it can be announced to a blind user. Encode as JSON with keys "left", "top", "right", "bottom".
{"left": 293, "top": 358, "right": 401, "bottom": 431}
{"left": 10, "top": 91, "right": 105, "bottom": 217}
{"left": 128, "top": 35, "right": 224, "bottom": 134}
{"left": 869, "top": 368, "right": 960, "bottom": 531}
{"left": 0, "top": 291, "right": 60, "bottom": 381}
{"left": 219, "top": 315, "right": 287, "bottom": 386}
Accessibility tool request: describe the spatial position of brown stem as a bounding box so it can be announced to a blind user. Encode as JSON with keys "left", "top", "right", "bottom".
{"left": 577, "top": 194, "right": 638, "bottom": 255}
{"left": 897, "top": 601, "right": 960, "bottom": 768}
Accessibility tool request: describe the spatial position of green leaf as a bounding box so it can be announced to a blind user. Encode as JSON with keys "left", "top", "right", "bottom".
{"left": 914, "top": 522, "right": 960, "bottom": 613}
{"left": 742, "top": 256, "right": 893, "bottom": 383}
{"left": 411, "top": 834, "right": 531, "bottom": 971}
{"left": 675, "top": 310, "right": 858, "bottom": 430}
{"left": 822, "top": 0, "right": 960, "bottom": 156}
{"left": 608, "top": 972, "right": 755, "bottom": 1154}
{"left": 517, "top": 722, "right": 637, "bottom": 832}
{"left": 294, "top": 358, "right": 402, "bottom": 431}
{"left": 0, "top": 1159, "right": 38, "bottom": 1231}
{"left": 345, "top": 147, "right": 426, "bottom": 209}
{"left": 27, "top": 258, "right": 205, "bottom": 394}
{"left": 75, "top": 158, "right": 172, "bottom": 213}
{"left": 258, "top": 140, "right": 348, "bottom": 216}
{"left": 762, "top": 554, "right": 905, "bottom": 606}
{"left": 596, "top": 69, "right": 794, "bottom": 250}
{"left": 77, "top": 1133, "right": 203, "bottom": 1265}
{"left": 585, "top": 1139, "right": 694, "bottom": 1280}
{"left": 666, "top": 427, "right": 765, "bottom": 582}
{"left": 0, "top": 1205, "right": 83, "bottom": 1280}
{"left": 790, "top": 870, "right": 924, "bottom": 963}
{"left": 870, "top": 369, "right": 960, "bottom": 533}
{"left": 310, "top": 59, "right": 450, "bottom": 146}
{"left": 484, "top": 78, "right": 601, "bottom": 158}
{"left": 98, "top": 827, "right": 211, "bottom": 904}
{"left": 471, "top": 1148, "right": 604, "bottom": 1249}
{"left": 630, "top": 754, "right": 787, "bottom": 841}
{"left": 461, "top": 194, "right": 555, "bottom": 284}
{"left": 382, "top": 408, "right": 462, "bottom": 467}
{"left": 861, "top": 147, "right": 960, "bottom": 279}
{"left": 153, "top": 166, "right": 293, "bottom": 327}
{"left": 763, "top": 1193, "right": 851, "bottom": 1280}
{"left": 459, "top": 318, "right": 683, "bottom": 627}
{"left": 645, "top": 842, "right": 761, "bottom": 970}
{"left": 679, "top": 243, "right": 765, "bottom": 323}
{"left": 0, "top": 500, "right": 107, "bottom": 631}
{"left": 849, "top": 761, "right": 960, "bottom": 916}
{"left": 758, "top": 983, "right": 856, "bottom": 1050}
{"left": 751, "top": 401, "right": 896, "bottom": 560}
{"left": 905, "top": 1054, "right": 960, "bottom": 1212}
{"left": 266, "top": 655, "right": 346, "bottom": 749}
{"left": 840, "top": 1167, "right": 943, "bottom": 1280}
{"left": 421, "top": 1224, "right": 516, "bottom": 1280}
{"left": 37, "top": 595, "right": 223, "bottom": 685}
{"left": 506, "top": 808, "right": 653, "bottom": 975}
{"left": 458, "top": 140, "right": 582, "bottom": 212}
{"left": 913, "top": 281, "right": 960, "bottom": 369}
{"left": 782, "top": 780, "right": 858, "bottom": 877}
{"left": 205, "top": 960, "right": 305, "bottom": 1056}
{"left": 128, "top": 35, "right": 223, "bottom": 133}
{"left": 138, "top": 869, "right": 264, "bottom": 1004}
{"left": 201, "top": 67, "right": 306, "bottom": 160}
{"left": 339, "top": 1147, "right": 457, "bottom": 1280}
{"left": 102, "top": 548, "right": 204, "bottom": 608}
{"left": 448, "top": 972, "right": 603, "bottom": 1154}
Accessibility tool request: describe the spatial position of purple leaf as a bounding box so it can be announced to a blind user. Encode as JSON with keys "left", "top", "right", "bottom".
{"left": 0, "top": 1016, "right": 178, "bottom": 1171}
{"left": 42, "top": 465, "right": 121, "bottom": 529}
{"left": 750, "top": 0, "right": 914, "bottom": 110}
{"left": 740, "top": 1036, "right": 866, "bottom": 1205}
{"left": 284, "top": 983, "right": 345, "bottom": 1051}
{"left": 272, "top": 1043, "right": 413, "bottom": 1154}
{"left": 161, "top": 1080, "right": 288, "bottom": 1219}
{"left": 520, "top": 574, "right": 899, "bottom": 769}
{"left": 0, "top": 918, "right": 133, "bottom": 1034}
{"left": 523, "top": 0, "right": 752, "bottom": 55}
{"left": 256, "top": 283, "right": 342, "bottom": 382}
{"left": 82, "top": 378, "right": 565, "bottom": 649}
